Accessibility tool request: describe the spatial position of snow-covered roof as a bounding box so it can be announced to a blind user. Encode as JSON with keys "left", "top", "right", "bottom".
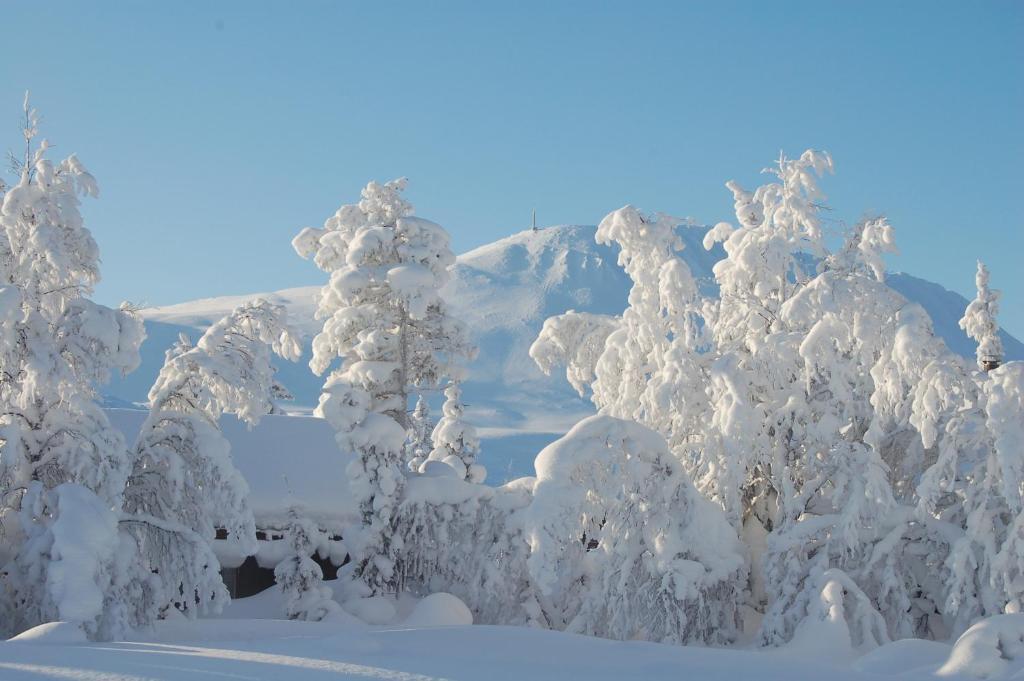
{"left": 108, "top": 408, "right": 357, "bottom": 531}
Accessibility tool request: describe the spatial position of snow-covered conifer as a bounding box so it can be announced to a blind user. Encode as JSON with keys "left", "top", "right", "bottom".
{"left": 425, "top": 382, "right": 483, "bottom": 483}
{"left": 0, "top": 98, "right": 144, "bottom": 639}
{"left": 960, "top": 261, "right": 1003, "bottom": 371}
{"left": 786, "top": 568, "right": 891, "bottom": 654}
{"left": 122, "top": 299, "right": 301, "bottom": 622}
{"left": 274, "top": 508, "right": 340, "bottom": 621}
{"left": 294, "top": 178, "right": 474, "bottom": 594}
{"left": 405, "top": 395, "right": 433, "bottom": 471}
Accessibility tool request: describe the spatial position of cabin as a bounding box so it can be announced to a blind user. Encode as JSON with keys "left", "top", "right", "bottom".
{"left": 108, "top": 408, "right": 358, "bottom": 599}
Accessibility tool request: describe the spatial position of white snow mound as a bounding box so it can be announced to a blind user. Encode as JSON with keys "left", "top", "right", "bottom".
{"left": 938, "top": 614, "right": 1024, "bottom": 679}
{"left": 401, "top": 593, "right": 474, "bottom": 627}
{"left": 7, "top": 621, "right": 87, "bottom": 645}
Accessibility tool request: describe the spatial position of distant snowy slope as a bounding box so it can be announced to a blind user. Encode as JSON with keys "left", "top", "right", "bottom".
{"left": 886, "top": 272, "right": 1024, "bottom": 360}
{"left": 143, "top": 286, "right": 322, "bottom": 337}
{"left": 106, "top": 224, "right": 1023, "bottom": 451}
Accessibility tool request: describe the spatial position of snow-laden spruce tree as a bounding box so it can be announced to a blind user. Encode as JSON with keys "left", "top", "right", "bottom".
{"left": 424, "top": 382, "right": 484, "bottom": 483}
{"left": 0, "top": 97, "right": 145, "bottom": 640}
{"left": 961, "top": 261, "right": 1003, "bottom": 371}
{"left": 275, "top": 508, "right": 341, "bottom": 621}
{"left": 293, "top": 178, "right": 474, "bottom": 594}
{"left": 405, "top": 395, "right": 433, "bottom": 471}
{"left": 523, "top": 415, "right": 745, "bottom": 644}
{"left": 122, "top": 299, "right": 301, "bottom": 624}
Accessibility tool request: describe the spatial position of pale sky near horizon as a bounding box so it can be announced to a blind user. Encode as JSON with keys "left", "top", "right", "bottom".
{"left": 1, "top": 1, "right": 1021, "bottom": 337}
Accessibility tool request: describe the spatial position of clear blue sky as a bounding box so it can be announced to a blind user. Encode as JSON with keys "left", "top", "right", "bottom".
{"left": 1, "top": 1, "right": 1021, "bottom": 337}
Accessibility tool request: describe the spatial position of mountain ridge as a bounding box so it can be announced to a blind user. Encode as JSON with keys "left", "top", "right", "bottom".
{"left": 111, "top": 224, "right": 1024, "bottom": 433}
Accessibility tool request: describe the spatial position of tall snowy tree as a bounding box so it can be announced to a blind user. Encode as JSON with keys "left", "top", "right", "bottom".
{"left": 293, "top": 178, "right": 474, "bottom": 594}
{"left": 530, "top": 206, "right": 713, "bottom": 502}
{"left": 0, "top": 97, "right": 145, "bottom": 640}
{"left": 122, "top": 299, "right": 301, "bottom": 624}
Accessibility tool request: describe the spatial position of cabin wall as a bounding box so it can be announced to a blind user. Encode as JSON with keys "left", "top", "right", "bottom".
{"left": 220, "top": 549, "right": 348, "bottom": 599}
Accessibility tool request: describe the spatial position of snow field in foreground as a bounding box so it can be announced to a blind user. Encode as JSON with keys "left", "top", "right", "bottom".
{"left": 3, "top": 590, "right": 1022, "bottom": 680}
{"left": 0, "top": 619, "right": 964, "bottom": 681}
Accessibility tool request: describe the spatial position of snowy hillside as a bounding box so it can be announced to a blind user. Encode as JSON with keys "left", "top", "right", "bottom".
{"left": 106, "top": 223, "right": 1023, "bottom": 480}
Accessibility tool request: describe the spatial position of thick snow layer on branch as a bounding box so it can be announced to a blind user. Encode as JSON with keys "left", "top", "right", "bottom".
{"left": 40, "top": 484, "right": 120, "bottom": 625}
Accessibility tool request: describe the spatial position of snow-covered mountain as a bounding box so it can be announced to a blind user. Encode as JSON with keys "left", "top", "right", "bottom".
{"left": 105, "top": 223, "right": 1023, "bottom": 479}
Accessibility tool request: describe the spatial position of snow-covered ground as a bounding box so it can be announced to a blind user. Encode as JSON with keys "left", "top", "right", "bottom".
{"left": 2, "top": 583, "right": 1015, "bottom": 681}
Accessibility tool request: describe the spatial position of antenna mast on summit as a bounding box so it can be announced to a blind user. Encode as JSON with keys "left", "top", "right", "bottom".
{"left": 532, "top": 209, "right": 537, "bottom": 232}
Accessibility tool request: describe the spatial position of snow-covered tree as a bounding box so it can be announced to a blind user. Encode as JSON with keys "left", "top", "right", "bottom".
{"left": 394, "top": 469, "right": 536, "bottom": 625}
{"left": 983, "top": 362, "right": 1024, "bottom": 614}
{"left": 122, "top": 299, "right": 301, "bottom": 623}
{"left": 529, "top": 151, "right": 1008, "bottom": 647}
{"left": 405, "top": 395, "right": 433, "bottom": 471}
{"left": 961, "top": 260, "right": 1004, "bottom": 371}
{"left": 293, "top": 178, "right": 474, "bottom": 594}
{"left": 911, "top": 356, "right": 1024, "bottom": 633}
{"left": 274, "top": 508, "right": 341, "bottom": 621}
{"left": 530, "top": 310, "right": 620, "bottom": 398}
{"left": 523, "top": 415, "right": 745, "bottom": 644}
{"left": 0, "top": 97, "right": 145, "bottom": 640}
{"left": 531, "top": 207, "right": 714, "bottom": 502}
{"left": 785, "top": 568, "right": 891, "bottom": 654}
{"left": 424, "top": 382, "right": 484, "bottom": 483}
